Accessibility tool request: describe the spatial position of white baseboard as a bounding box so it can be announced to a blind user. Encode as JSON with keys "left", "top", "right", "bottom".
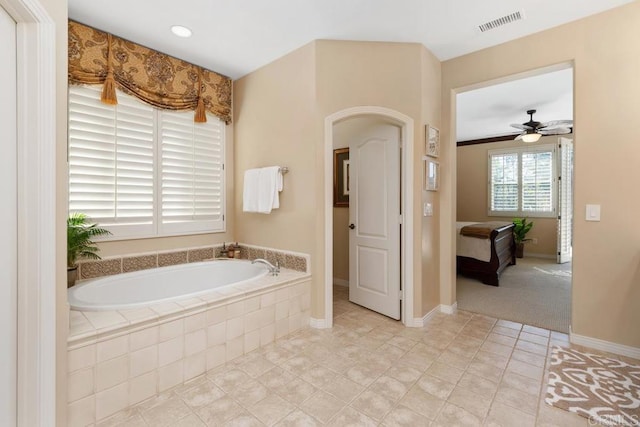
{"left": 440, "top": 302, "right": 458, "bottom": 315}
{"left": 407, "top": 305, "right": 440, "bottom": 327}
{"left": 570, "top": 332, "right": 640, "bottom": 360}
{"left": 310, "top": 317, "right": 332, "bottom": 329}
{"left": 524, "top": 253, "right": 556, "bottom": 260}
{"left": 333, "top": 278, "right": 349, "bottom": 287}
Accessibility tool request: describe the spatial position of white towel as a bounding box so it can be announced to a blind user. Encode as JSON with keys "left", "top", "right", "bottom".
{"left": 242, "top": 168, "right": 261, "bottom": 212}
{"left": 243, "top": 166, "right": 283, "bottom": 214}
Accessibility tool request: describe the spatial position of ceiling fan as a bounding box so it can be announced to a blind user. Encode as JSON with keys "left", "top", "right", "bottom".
{"left": 511, "top": 109, "right": 573, "bottom": 142}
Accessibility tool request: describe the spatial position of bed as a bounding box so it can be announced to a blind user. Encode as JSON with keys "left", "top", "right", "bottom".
{"left": 456, "top": 221, "right": 516, "bottom": 286}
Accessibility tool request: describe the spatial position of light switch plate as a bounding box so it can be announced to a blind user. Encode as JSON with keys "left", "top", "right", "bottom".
{"left": 586, "top": 204, "right": 601, "bottom": 221}
{"left": 423, "top": 202, "right": 433, "bottom": 217}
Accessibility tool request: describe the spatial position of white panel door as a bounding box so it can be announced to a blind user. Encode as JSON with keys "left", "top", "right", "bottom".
{"left": 0, "top": 4, "right": 17, "bottom": 425}
{"left": 557, "top": 137, "right": 573, "bottom": 264}
{"left": 349, "top": 123, "right": 401, "bottom": 319}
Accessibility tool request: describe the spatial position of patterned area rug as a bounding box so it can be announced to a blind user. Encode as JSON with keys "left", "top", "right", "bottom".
{"left": 546, "top": 346, "right": 640, "bottom": 426}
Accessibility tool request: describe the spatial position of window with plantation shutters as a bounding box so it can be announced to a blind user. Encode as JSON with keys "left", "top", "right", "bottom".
{"left": 488, "top": 144, "right": 556, "bottom": 218}
{"left": 68, "top": 85, "right": 225, "bottom": 239}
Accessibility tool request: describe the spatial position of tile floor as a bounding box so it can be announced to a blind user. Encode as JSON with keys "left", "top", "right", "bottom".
{"left": 96, "top": 286, "right": 630, "bottom": 426}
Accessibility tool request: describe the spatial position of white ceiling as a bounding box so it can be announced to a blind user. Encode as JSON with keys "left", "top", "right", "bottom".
{"left": 68, "top": 0, "right": 633, "bottom": 80}
{"left": 456, "top": 68, "right": 574, "bottom": 142}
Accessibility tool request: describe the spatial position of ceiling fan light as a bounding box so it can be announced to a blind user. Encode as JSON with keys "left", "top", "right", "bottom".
{"left": 521, "top": 132, "right": 542, "bottom": 143}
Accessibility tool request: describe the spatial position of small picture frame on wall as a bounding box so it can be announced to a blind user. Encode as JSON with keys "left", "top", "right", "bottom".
{"left": 426, "top": 125, "right": 440, "bottom": 158}
{"left": 333, "top": 148, "right": 350, "bottom": 207}
{"left": 424, "top": 158, "right": 439, "bottom": 191}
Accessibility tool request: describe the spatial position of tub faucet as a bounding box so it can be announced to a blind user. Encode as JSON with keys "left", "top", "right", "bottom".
{"left": 252, "top": 258, "right": 280, "bottom": 276}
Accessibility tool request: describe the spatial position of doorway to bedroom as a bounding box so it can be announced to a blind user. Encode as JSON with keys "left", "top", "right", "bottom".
{"left": 454, "top": 66, "right": 574, "bottom": 333}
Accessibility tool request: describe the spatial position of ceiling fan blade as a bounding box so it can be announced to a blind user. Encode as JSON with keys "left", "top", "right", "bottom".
{"left": 510, "top": 123, "right": 532, "bottom": 130}
{"left": 539, "top": 128, "right": 571, "bottom": 135}
{"left": 539, "top": 120, "right": 573, "bottom": 129}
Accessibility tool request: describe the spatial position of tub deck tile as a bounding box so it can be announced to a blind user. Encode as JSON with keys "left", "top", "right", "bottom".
{"left": 118, "top": 307, "right": 159, "bottom": 324}
{"left": 150, "top": 302, "right": 185, "bottom": 317}
{"left": 83, "top": 310, "right": 129, "bottom": 332}
{"left": 175, "top": 298, "right": 207, "bottom": 310}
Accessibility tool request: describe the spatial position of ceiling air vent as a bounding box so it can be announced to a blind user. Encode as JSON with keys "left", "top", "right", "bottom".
{"left": 478, "top": 11, "right": 524, "bottom": 33}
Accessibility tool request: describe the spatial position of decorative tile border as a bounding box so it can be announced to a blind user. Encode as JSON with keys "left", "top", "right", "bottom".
{"left": 77, "top": 243, "right": 309, "bottom": 281}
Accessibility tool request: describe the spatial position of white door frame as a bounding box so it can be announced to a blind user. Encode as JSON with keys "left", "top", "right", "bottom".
{"left": 0, "top": 0, "right": 57, "bottom": 423}
{"left": 322, "top": 107, "right": 414, "bottom": 328}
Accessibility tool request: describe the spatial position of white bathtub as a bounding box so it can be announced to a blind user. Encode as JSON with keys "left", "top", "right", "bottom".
{"left": 68, "top": 259, "right": 269, "bottom": 311}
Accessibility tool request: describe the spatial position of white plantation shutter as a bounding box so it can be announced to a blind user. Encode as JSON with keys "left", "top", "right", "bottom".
{"left": 488, "top": 145, "right": 556, "bottom": 217}
{"left": 489, "top": 153, "right": 518, "bottom": 212}
{"left": 68, "top": 85, "right": 225, "bottom": 239}
{"left": 522, "top": 151, "right": 553, "bottom": 213}
{"left": 160, "top": 110, "right": 224, "bottom": 234}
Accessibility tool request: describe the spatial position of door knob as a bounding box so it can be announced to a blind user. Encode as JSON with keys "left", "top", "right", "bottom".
{"left": 349, "top": 224, "right": 355, "bottom": 229}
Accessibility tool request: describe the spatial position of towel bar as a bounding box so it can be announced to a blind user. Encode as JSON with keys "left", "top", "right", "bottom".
{"left": 279, "top": 167, "right": 289, "bottom": 174}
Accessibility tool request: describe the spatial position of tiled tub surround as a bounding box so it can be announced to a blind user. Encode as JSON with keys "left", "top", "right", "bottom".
{"left": 77, "top": 244, "right": 309, "bottom": 281}
{"left": 67, "top": 268, "right": 311, "bottom": 426}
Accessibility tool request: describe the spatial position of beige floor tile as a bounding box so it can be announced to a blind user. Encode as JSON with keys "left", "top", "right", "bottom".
{"left": 228, "top": 379, "right": 270, "bottom": 407}
{"left": 195, "top": 396, "right": 245, "bottom": 426}
{"left": 172, "top": 414, "right": 206, "bottom": 427}
{"left": 536, "top": 401, "right": 589, "bottom": 427}
{"left": 274, "top": 409, "right": 321, "bottom": 427}
{"left": 486, "top": 333, "right": 517, "bottom": 347}
{"left": 501, "top": 371, "right": 541, "bottom": 396}
{"left": 141, "top": 397, "right": 193, "bottom": 427}
{"left": 496, "top": 319, "right": 523, "bottom": 330}
{"left": 381, "top": 405, "right": 432, "bottom": 427}
{"left": 387, "top": 335, "right": 418, "bottom": 352}
{"left": 494, "top": 383, "right": 538, "bottom": 415}
{"left": 345, "top": 364, "right": 386, "bottom": 387}
{"left": 257, "top": 367, "right": 297, "bottom": 390}
{"left": 457, "top": 372, "right": 499, "bottom": 397}
{"left": 426, "top": 361, "right": 465, "bottom": 384}
{"left": 474, "top": 349, "right": 509, "bottom": 369}
{"left": 399, "top": 385, "right": 445, "bottom": 420}
{"left": 512, "top": 348, "right": 547, "bottom": 368}
{"left": 480, "top": 340, "right": 514, "bottom": 357}
{"left": 179, "top": 381, "right": 226, "bottom": 409}
{"left": 522, "top": 325, "right": 551, "bottom": 338}
{"left": 447, "top": 387, "right": 492, "bottom": 419}
{"left": 367, "top": 375, "right": 408, "bottom": 402}
{"left": 327, "top": 406, "right": 378, "bottom": 427}
{"left": 299, "top": 391, "right": 345, "bottom": 423}
{"left": 96, "top": 412, "right": 145, "bottom": 427}
{"left": 485, "top": 401, "right": 535, "bottom": 427}
{"left": 279, "top": 356, "right": 315, "bottom": 376}
{"left": 210, "top": 369, "right": 253, "bottom": 393}
{"left": 432, "top": 402, "right": 482, "bottom": 427}
{"left": 321, "top": 375, "right": 365, "bottom": 403}
{"left": 506, "top": 359, "right": 544, "bottom": 381}
{"left": 272, "top": 377, "right": 317, "bottom": 406}
{"left": 350, "top": 389, "right": 395, "bottom": 421}
{"left": 437, "top": 350, "right": 473, "bottom": 370}
{"left": 416, "top": 373, "right": 456, "bottom": 400}
{"left": 222, "top": 413, "right": 264, "bottom": 427}
{"left": 466, "top": 360, "right": 504, "bottom": 383}
{"left": 516, "top": 340, "right": 548, "bottom": 356}
{"left": 247, "top": 394, "right": 296, "bottom": 426}
{"left": 300, "top": 364, "right": 338, "bottom": 389}
{"left": 385, "top": 364, "right": 422, "bottom": 385}
{"left": 520, "top": 331, "right": 550, "bottom": 346}
{"left": 492, "top": 326, "right": 520, "bottom": 338}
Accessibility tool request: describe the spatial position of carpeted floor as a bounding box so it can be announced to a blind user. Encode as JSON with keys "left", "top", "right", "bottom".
{"left": 457, "top": 257, "right": 571, "bottom": 333}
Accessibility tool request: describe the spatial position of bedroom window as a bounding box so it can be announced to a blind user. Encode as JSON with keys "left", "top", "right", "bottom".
{"left": 68, "top": 85, "right": 225, "bottom": 240}
{"left": 488, "top": 144, "right": 556, "bottom": 218}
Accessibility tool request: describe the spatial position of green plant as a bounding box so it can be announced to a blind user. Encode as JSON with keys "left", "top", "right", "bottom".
{"left": 67, "top": 213, "right": 111, "bottom": 268}
{"left": 513, "top": 217, "right": 534, "bottom": 244}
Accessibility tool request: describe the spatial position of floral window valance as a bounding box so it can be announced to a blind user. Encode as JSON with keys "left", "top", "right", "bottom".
{"left": 68, "top": 20, "right": 232, "bottom": 124}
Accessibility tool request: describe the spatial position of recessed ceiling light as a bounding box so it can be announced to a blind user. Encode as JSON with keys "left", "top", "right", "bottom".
{"left": 171, "top": 25, "right": 192, "bottom": 38}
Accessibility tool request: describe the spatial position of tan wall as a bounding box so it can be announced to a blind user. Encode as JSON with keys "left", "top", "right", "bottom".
{"left": 235, "top": 40, "right": 442, "bottom": 320}
{"left": 442, "top": 2, "right": 640, "bottom": 347}
{"left": 316, "top": 40, "right": 442, "bottom": 319}
{"left": 456, "top": 136, "right": 560, "bottom": 257}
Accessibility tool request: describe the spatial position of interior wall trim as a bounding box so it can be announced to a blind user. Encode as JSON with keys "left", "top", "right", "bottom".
{"left": 440, "top": 302, "right": 458, "bottom": 315}
{"left": 570, "top": 332, "right": 640, "bottom": 360}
